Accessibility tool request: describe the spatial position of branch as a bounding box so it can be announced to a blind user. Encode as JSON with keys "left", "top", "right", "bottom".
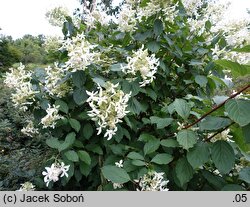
{"left": 184, "top": 84, "right": 250, "bottom": 129}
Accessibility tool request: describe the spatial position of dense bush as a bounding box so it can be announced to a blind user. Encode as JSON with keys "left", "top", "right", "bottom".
{"left": 3, "top": 0, "right": 250, "bottom": 191}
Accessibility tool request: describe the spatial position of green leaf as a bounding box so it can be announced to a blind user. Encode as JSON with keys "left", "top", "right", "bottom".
{"left": 154, "top": 19, "right": 163, "bottom": 36}
{"left": 160, "top": 139, "right": 179, "bottom": 148}
{"left": 80, "top": 162, "right": 91, "bottom": 177}
{"left": 127, "top": 152, "right": 144, "bottom": 160}
{"left": 211, "top": 140, "right": 235, "bottom": 174}
{"left": 147, "top": 41, "right": 160, "bottom": 53}
{"left": 225, "top": 99, "right": 250, "bottom": 127}
{"left": 138, "top": 133, "right": 156, "bottom": 142}
{"left": 64, "top": 150, "right": 79, "bottom": 162}
{"left": 199, "top": 116, "right": 232, "bottom": 131}
{"left": 128, "top": 97, "right": 145, "bottom": 115}
{"left": 69, "top": 118, "right": 81, "bottom": 132}
{"left": 110, "top": 63, "right": 126, "bottom": 72}
{"left": 232, "top": 45, "right": 250, "bottom": 53}
{"left": 150, "top": 116, "right": 173, "bottom": 129}
{"left": 72, "top": 70, "right": 86, "bottom": 88}
{"left": 78, "top": 150, "right": 91, "bottom": 165}
{"left": 175, "top": 157, "right": 194, "bottom": 187}
{"left": 83, "top": 123, "right": 94, "bottom": 139}
{"left": 55, "top": 100, "right": 69, "bottom": 114}
{"left": 59, "top": 132, "right": 76, "bottom": 151}
{"left": 46, "top": 137, "right": 61, "bottom": 149}
{"left": 101, "top": 165, "right": 130, "bottom": 184}
{"left": 143, "top": 139, "right": 160, "bottom": 155}
{"left": 214, "top": 59, "right": 249, "bottom": 77}
{"left": 195, "top": 75, "right": 208, "bottom": 87}
{"left": 239, "top": 167, "right": 250, "bottom": 184}
{"left": 73, "top": 88, "right": 88, "bottom": 105}
{"left": 187, "top": 143, "right": 210, "bottom": 168}
{"left": 131, "top": 160, "right": 146, "bottom": 166}
{"left": 177, "top": 130, "right": 198, "bottom": 150}
{"left": 242, "top": 124, "right": 250, "bottom": 143}
{"left": 151, "top": 153, "right": 173, "bottom": 165}
{"left": 173, "top": 99, "right": 190, "bottom": 120}
{"left": 221, "top": 184, "right": 245, "bottom": 191}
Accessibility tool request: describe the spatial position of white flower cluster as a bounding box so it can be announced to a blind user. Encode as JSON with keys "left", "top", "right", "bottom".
{"left": 16, "top": 182, "right": 35, "bottom": 191}
{"left": 117, "top": 4, "right": 137, "bottom": 33}
{"left": 21, "top": 120, "right": 39, "bottom": 137}
{"left": 42, "top": 162, "right": 70, "bottom": 187}
{"left": 44, "top": 63, "right": 71, "bottom": 98}
{"left": 61, "top": 33, "right": 100, "bottom": 72}
{"left": 86, "top": 83, "right": 131, "bottom": 140}
{"left": 209, "top": 129, "right": 234, "bottom": 143}
{"left": 83, "top": 8, "right": 110, "bottom": 28}
{"left": 137, "top": 171, "right": 169, "bottom": 191}
{"left": 40, "top": 104, "right": 63, "bottom": 129}
{"left": 43, "top": 36, "right": 62, "bottom": 52}
{"left": 113, "top": 160, "right": 124, "bottom": 189}
{"left": 123, "top": 45, "right": 159, "bottom": 87}
{"left": 212, "top": 17, "right": 250, "bottom": 48}
{"left": 4, "top": 63, "right": 38, "bottom": 111}
{"left": 45, "top": 6, "right": 69, "bottom": 27}
{"left": 182, "top": 0, "right": 203, "bottom": 17}
{"left": 137, "top": 0, "right": 178, "bottom": 24}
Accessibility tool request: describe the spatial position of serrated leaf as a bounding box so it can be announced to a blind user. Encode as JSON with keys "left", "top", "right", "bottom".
{"left": 138, "top": 133, "right": 156, "bottom": 142}
{"left": 233, "top": 45, "right": 250, "bottom": 53}
{"left": 199, "top": 116, "right": 232, "bottom": 131}
{"left": 72, "top": 70, "right": 86, "bottom": 88}
{"left": 187, "top": 143, "right": 210, "bottom": 168}
{"left": 83, "top": 123, "right": 93, "bottom": 139}
{"left": 69, "top": 118, "right": 81, "bottom": 132}
{"left": 160, "top": 139, "right": 179, "bottom": 148}
{"left": 64, "top": 150, "right": 79, "bottom": 162}
{"left": 101, "top": 165, "right": 130, "bottom": 184}
{"left": 59, "top": 132, "right": 76, "bottom": 151}
{"left": 80, "top": 162, "right": 91, "bottom": 177}
{"left": 55, "top": 100, "right": 69, "bottom": 114}
{"left": 151, "top": 153, "right": 173, "bottom": 165}
{"left": 195, "top": 75, "right": 208, "bottom": 87}
{"left": 214, "top": 59, "right": 249, "bottom": 77}
{"left": 144, "top": 139, "right": 160, "bottom": 155}
{"left": 73, "top": 88, "right": 88, "bottom": 105}
{"left": 242, "top": 124, "right": 250, "bottom": 143}
{"left": 154, "top": 19, "right": 163, "bottom": 36}
{"left": 177, "top": 130, "right": 198, "bottom": 150}
{"left": 173, "top": 99, "right": 190, "bottom": 120}
{"left": 131, "top": 160, "right": 146, "bottom": 166}
{"left": 175, "top": 157, "right": 194, "bottom": 187}
{"left": 150, "top": 116, "right": 173, "bottom": 129}
{"left": 211, "top": 140, "right": 235, "bottom": 174}
{"left": 221, "top": 184, "right": 245, "bottom": 191}
{"left": 46, "top": 138, "right": 61, "bottom": 149}
{"left": 127, "top": 152, "right": 144, "bottom": 160}
{"left": 225, "top": 99, "right": 250, "bottom": 127}
{"left": 239, "top": 167, "right": 250, "bottom": 184}
{"left": 128, "top": 97, "right": 145, "bottom": 115}
{"left": 78, "top": 150, "right": 91, "bottom": 165}
{"left": 147, "top": 41, "right": 160, "bottom": 53}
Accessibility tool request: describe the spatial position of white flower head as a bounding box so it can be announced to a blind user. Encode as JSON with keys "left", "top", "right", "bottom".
{"left": 86, "top": 82, "right": 131, "bottom": 140}
{"left": 137, "top": 171, "right": 169, "bottom": 191}
{"left": 123, "top": 45, "right": 159, "bottom": 87}
{"left": 16, "top": 182, "right": 35, "bottom": 191}
{"left": 21, "top": 120, "right": 39, "bottom": 137}
{"left": 42, "top": 162, "right": 70, "bottom": 187}
{"left": 40, "top": 104, "right": 63, "bottom": 129}
{"left": 209, "top": 128, "right": 234, "bottom": 143}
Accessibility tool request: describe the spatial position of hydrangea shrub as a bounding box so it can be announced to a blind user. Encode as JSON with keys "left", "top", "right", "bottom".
{"left": 4, "top": 0, "right": 250, "bottom": 190}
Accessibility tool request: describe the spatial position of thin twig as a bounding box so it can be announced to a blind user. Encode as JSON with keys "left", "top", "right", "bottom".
{"left": 184, "top": 84, "right": 250, "bottom": 129}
